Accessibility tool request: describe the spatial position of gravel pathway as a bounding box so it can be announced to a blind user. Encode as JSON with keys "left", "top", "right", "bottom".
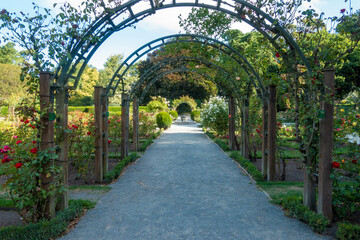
{"left": 60, "top": 124, "right": 330, "bottom": 240}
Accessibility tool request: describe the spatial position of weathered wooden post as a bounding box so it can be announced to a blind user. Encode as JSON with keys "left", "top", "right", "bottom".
{"left": 133, "top": 98, "right": 139, "bottom": 151}
{"left": 228, "top": 96, "right": 236, "bottom": 150}
{"left": 121, "top": 93, "right": 129, "bottom": 159}
{"left": 39, "top": 72, "right": 55, "bottom": 219}
{"left": 241, "top": 96, "right": 249, "bottom": 158}
{"left": 94, "top": 86, "right": 103, "bottom": 182}
{"left": 102, "top": 88, "right": 109, "bottom": 177}
{"left": 262, "top": 97, "right": 269, "bottom": 179}
{"left": 318, "top": 68, "right": 335, "bottom": 221}
{"left": 55, "top": 86, "right": 69, "bottom": 210}
{"left": 267, "top": 85, "right": 276, "bottom": 181}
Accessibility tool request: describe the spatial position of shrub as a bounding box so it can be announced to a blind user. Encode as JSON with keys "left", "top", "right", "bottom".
{"left": 214, "top": 139, "right": 230, "bottom": 151}
{"left": 201, "top": 97, "right": 228, "bottom": 135}
{"left": 0, "top": 199, "right": 95, "bottom": 240}
{"left": 229, "top": 152, "right": 264, "bottom": 182}
{"left": 191, "top": 110, "right": 201, "bottom": 122}
{"left": 139, "top": 139, "right": 153, "bottom": 152}
{"left": 104, "top": 153, "right": 140, "bottom": 183}
{"left": 169, "top": 110, "right": 178, "bottom": 121}
{"left": 337, "top": 222, "right": 360, "bottom": 240}
{"left": 156, "top": 111, "right": 172, "bottom": 130}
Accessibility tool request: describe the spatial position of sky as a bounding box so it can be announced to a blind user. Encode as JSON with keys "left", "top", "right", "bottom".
{"left": 1, "top": 0, "right": 359, "bottom": 69}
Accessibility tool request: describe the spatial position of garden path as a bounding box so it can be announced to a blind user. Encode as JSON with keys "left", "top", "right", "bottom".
{"left": 60, "top": 124, "right": 330, "bottom": 240}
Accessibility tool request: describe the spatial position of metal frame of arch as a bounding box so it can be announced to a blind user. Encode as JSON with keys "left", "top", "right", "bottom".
{"left": 129, "top": 56, "right": 241, "bottom": 101}
{"left": 54, "top": 0, "right": 312, "bottom": 92}
{"left": 138, "top": 68, "right": 229, "bottom": 103}
{"left": 105, "top": 34, "right": 264, "bottom": 97}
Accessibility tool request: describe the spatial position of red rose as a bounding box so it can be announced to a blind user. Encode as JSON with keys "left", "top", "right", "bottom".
{"left": 25, "top": 119, "right": 29, "bottom": 124}
{"left": 30, "top": 147, "right": 37, "bottom": 154}
{"left": 340, "top": 9, "right": 346, "bottom": 13}
{"left": 72, "top": 124, "right": 78, "bottom": 129}
{"left": 352, "top": 160, "right": 357, "bottom": 164}
{"left": 332, "top": 161, "right": 340, "bottom": 169}
{"left": 32, "top": 140, "right": 36, "bottom": 144}
{"left": 228, "top": 114, "right": 231, "bottom": 118}
{"left": 2, "top": 155, "right": 11, "bottom": 163}
{"left": 15, "top": 162, "right": 23, "bottom": 168}
{"left": 275, "top": 52, "right": 280, "bottom": 58}
{"left": 108, "top": 140, "right": 112, "bottom": 144}
{"left": 87, "top": 132, "right": 91, "bottom": 135}
{"left": 108, "top": 120, "right": 110, "bottom": 124}
{"left": 16, "top": 140, "right": 22, "bottom": 145}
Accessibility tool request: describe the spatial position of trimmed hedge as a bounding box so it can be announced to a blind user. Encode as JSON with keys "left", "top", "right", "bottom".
{"left": 229, "top": 152, "right": 265, "bottom": 182}
{"left": 104, "top": 153, "right": 140, "bottom": 183}
{"left": 214, "top": 139, "right": 230, "bottom": 151}
{"left": 337, "top": 222, "right": 360, "bottom": 240}
{"left": 190, "top": 110, "right": 200, "bottom": 121}
{"left": 0, "top": 199, "right": 95, "bottom": 240}
{"left": 281, "top": 196, "right": 330, "bottom": 233}
{"left": 204, "top": 130, "right": 215, "bottom": 139}
{"left": 139, "top": 139, "right": 153, "bottom": 152}
{"left": 169, "top": 110, "right": 178, "bottom": 121}
{"left": 156, "top": 111, "right": 172, "bottom": 130}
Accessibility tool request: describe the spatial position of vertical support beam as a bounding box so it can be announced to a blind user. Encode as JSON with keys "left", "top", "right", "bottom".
{"left": 133, "top": 98, "right": 139, "bottom": 152}
{"left": 121, "top": 93, "right": 129, "bottom": 159}
{"left": 228, "top": 96, "right": 236, "bottom": 150}
{"left": 318, "top": 68, "right": 335, "bottom": 221}
{"left": 241, "top": 96, "right": 249, "bottom": 159}
{"left": 262, "top": 97, "right": 268, "bottom": 179}
{"left": 102, "top": 88, "right": 109, "bottom": 177}
{"left": 39, "top": 72, "right": 55, "bottom": 219}
{"left": 94, "top": 86, "right": 103, "bottom": 182}
{"left": 55, "top": 87, "right": 68, "bottom": 211}
{"left": 267, "top": 85, "right": 276, "bottom": 181}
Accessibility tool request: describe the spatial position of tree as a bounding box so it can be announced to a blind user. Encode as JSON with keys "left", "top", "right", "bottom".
{"left": 0, "top": 42, "right": 21, "bottom": 64}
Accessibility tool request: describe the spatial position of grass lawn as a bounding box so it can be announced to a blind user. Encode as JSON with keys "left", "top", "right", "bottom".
{"left": 68, "top": 185, "right": 112, "bottom": 191}
{"left": 258, "top": 181, "right": 303, "bottom": 204}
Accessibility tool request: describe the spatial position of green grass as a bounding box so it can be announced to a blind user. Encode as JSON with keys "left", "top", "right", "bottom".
{"left": 68, "top": 185, "right": 111, "bottom": 191}
{"left": 258, "top": 181, "right": 303, "bottom": 204}
{"left": 279, "top": 141, "right": 299, "bottom": 149}
{"left": 0, "top": 197, "right": 14, "bottom": 208}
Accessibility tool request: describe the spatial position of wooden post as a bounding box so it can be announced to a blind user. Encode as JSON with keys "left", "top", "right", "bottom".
{"left": 228, "top": 96, "right": 236, "bottom": 150}
{"left": 318, "top": 68, "right": 335, "bottom": 221}
{"left": 102, "top": 88, "right": 109, "bottom": 177}
{"left": 133, "top": 98, "right": 139, "bottom": 152}
{"left": 121, "top": 93, "right": 129, "bottom": 159}
{"left": 94, "top": 86, "right": 103, "bottom": 182}
{"left": 267, "top": 85, "right": 276, "bottom": 181}
{"left": 55, "top": 87, "right": 69, "bottom": 211}
{"left": 241, "top": 97, "right": 249, "bottom": 158}
{"left": 262, "top": 98, "right": 268, "bottom": 179}
{"left": 39, "top": 72, "right": 55, "bottom": 219}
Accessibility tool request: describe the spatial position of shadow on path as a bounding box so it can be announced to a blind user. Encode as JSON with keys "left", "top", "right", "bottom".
{"left": 61, "top": 124, "right": 330, "bottom": 240}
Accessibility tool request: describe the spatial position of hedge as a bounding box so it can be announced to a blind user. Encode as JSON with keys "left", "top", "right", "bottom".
{"left": 229, "top": 152, "right": 265, "bottom": 182}
{"left": 104, "top": 153, "right": 140, "bottom": 183}
{"left": 0, "top": 199, "right": 95, "bottom": 240}
{"left": 139, "top": 139, "right": 153, "bottom": 152}
{"left": 337, "top": 222, "right": 360, "bottom": 240}
{"left": 169, "top": 110, "right": 178, "bottom": 121}
{"left": 214, "top": 139, "right": 230, "bottom": 151}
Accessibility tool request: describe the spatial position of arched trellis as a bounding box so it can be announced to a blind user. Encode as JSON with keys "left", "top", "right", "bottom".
{"left": 105, "top": 34, "right": 265, "bottom": 98}
{"left": 130, "top": 56, "right": 243, "bottom": 101}
{"left": 54, "top": 0, "right": 312, "bottom": 90}
{"left": 138, "top": 68, "right": 229, "bottom": 103}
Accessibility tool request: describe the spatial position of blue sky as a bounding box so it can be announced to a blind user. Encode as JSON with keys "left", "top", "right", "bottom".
{"left": 1, "top": 0, "right": 359, "bottom": 69}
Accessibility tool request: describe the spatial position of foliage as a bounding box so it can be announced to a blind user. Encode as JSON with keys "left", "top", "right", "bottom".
{"left": 214, "top": 139, "right": 230, "bottom": 152}
{"left": 146, "top": 96, "right": 169, "bottom": 113}
{"left": 156, "top": 111, "right": 172, "bottom": 130}
{"left": 0, "top": 42, "right": 22, "bottom": 64}
{"left": 280, "top": 196, "right": 330, "bottom": 233}
{"left": 191, "top": 110, "right": 201, "bottom": 122}
{"left": 172, "top": 96, "right": 197, "bottom": 111}
{"left": 169, "top": 110, "right": 178, "bottom": 121}
{"left": 229, "top": 152, "right": 264, "bottom": 182}
{"left": 336, "top": 222, "right": 360, "bottom": 240}
{"left": 0, "top": 199, "right": 95, "bottom": 240}
{"left": 103, "top": 153, "right": 139, "bottom": 184}
{"left": 138, "top": 111, "right": 157, "bottom": 138}
{"left": 139, "top": 139, "right": 154, "bottom": 152}
{"left": 201, "top": 96, "right": 228, "bottom": 136}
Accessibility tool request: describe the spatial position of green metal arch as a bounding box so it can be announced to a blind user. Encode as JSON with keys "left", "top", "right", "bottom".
{"left": 106, "top": 33, "right": 263, "bottom": 97}
{"left": 130, "top": 56, "right": 241, "bottom": 101}
{"left": 138, "top": 68, "right": 229, "bottom": 103}
{"left": 54, "top": 0, "right": 312, "bottom": 94}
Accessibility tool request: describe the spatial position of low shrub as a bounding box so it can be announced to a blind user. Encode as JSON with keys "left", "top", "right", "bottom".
{"left": 139, "top": 139, "right": 153, "bottom": 152}
{"left": 156, "top": 111, "right": 172, "bottom": 130}
{"left": 337, "top": 222, "right": 360, "bottom": 240}
{"left": 281, "top": 196, "right": 329, "bottom": 234}
{"left": 104, "top": 153, "right": 140, "bottom": 183}
{"left": 229, "top": 152, "right": 264, "bottom": 182}
{"left": 0, "top": 199, "right": 95, "bottom": 240}
{"left": 214, "top": 139, "right": 230, "bottom": 151}
{"left": 204, "top": 130, "right": 215, "bottom": 139}
{"left": 169, "top": 110, "right": 178, "bottom": 121}
{"left": 190, "top": 110, "right": 201, "bottom": 122}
